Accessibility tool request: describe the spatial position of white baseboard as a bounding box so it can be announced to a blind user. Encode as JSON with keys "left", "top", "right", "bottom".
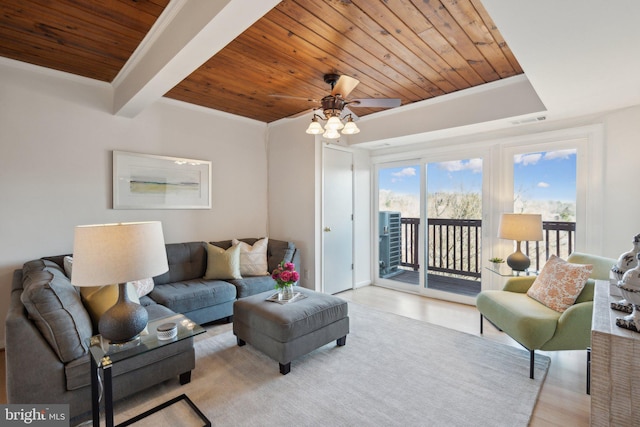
{"left": 355, "top": 280, "right": 371, "bottom": 288}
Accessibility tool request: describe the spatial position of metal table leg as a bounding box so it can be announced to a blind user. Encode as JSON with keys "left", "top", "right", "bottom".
{"left": 91, "top": 356, "right": 100, "bottom": 427}
{"left": 104, "top": 364, "right": 113, "bottom": 427}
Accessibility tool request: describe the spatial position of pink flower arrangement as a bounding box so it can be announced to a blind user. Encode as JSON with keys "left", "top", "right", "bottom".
{"left": 271, "top": 261, "right": 300, "bottom": 289}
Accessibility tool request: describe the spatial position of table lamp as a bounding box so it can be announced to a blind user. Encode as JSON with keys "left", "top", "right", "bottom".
{"left": 498, "top": 213, "right": 543, "bottom": 271}
{"left": 71, "top": 221, "right": 168, "bottom": 343}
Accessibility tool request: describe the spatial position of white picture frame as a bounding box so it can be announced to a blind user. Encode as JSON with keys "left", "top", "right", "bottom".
{"left": 113, "top": 151, "right": 211, "bottom": 209}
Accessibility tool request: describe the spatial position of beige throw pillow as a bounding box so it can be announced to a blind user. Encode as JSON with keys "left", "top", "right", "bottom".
{"left": 204, "top": 243, "right": 242, "bottom": 280}
{"left": 232, "top": 238, "right": 269, "bottom": 276}
{"left": 527, "top": 255, "right": 593, "bottom": 312}
{"left": 129, "top": 277, "right": 154, "bottom": 297}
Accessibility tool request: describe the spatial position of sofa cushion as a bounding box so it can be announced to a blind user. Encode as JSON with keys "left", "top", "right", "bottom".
{"left": 20, "top": 259, "right": 92, "bottom": 363}
{"left": 527, "top": 255, "right": 593, "bottom": 312}
{"left": 204, "top": 243, "right": 242, "bottom": 280}
{"left": 229, "top": 275, "right": 278, "bottom": 299}
{"left": 154, "top": 242, "right": 207, "bottom": 286}
{"left": 149, "top": 279, "right": 236, "bottom": 314}
{"left": 476, "top": 289, "right": 560, "bottom": 349}
{"left": 233, "top": 237, "right": 269, "bottom": 276}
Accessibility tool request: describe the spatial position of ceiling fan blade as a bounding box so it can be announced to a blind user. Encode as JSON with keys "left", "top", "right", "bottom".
{"left": 269, "top": 94, "right": 320, "bottom": 103}
{"left": 348, "top": 98, "right": 401, "bottom": 108}
{"left": 331, "top": 75, "right": 359, "bottom": 98}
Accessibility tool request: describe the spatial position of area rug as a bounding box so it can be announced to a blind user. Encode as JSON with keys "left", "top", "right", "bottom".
{"left": 108, "top": 303, "right": 549, "bottom": 427}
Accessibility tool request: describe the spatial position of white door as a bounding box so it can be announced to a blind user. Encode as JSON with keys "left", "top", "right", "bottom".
{"left": 323, "top": 146, "right": 353, "bottom": 294}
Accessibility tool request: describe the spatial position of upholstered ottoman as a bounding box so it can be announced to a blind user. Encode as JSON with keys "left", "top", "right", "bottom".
{"left": 233, "top": 287, "right": 349, "bottom": 374}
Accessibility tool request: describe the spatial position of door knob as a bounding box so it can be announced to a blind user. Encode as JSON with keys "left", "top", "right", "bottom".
{"left": 324, "top": 227, "right": 332, "bottom": 232}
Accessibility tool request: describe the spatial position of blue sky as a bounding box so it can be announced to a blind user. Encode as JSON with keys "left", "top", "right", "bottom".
{"left": 514, "top": 150, "right": 576, "bottom": 202}
{"left": 378, "top": 150, "right": 576, "bottom": 202}
{"left": 379, "top": 165, "right": 421, "bottom": 195}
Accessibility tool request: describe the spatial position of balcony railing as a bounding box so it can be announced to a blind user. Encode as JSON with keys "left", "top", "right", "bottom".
{"left": 399, "top": 218, "right": 575, "bottom": 278}
{"left": 523, "top": 221, "right": 576, "bottom": 271}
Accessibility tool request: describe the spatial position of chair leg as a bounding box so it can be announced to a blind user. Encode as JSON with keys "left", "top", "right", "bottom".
{"left": 529, "top": 350, "right": 535, "bottom": 379}
{"left": 480, "top": 314, "right": 484, "bottom": 334}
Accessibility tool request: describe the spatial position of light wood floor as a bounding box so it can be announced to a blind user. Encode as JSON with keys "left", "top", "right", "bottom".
{"left": 0, "top": 286, "right": 589, "bottom": 426}
{"left": 338, "top": 285, "right": 590, "bottom": 427}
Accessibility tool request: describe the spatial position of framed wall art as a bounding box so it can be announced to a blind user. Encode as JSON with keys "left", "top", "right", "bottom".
{"left": 113, "top": 151, "right": 211, "bottom": 209}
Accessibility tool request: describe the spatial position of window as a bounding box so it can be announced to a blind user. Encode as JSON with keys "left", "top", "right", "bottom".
{"left": 511, "top": 149, "right": 577, "bottom": 270}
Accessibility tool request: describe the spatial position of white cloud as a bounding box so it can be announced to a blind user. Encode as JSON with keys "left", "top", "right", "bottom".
{"left": 544, "top": 149, "right": 576, "bottom": 160}
{"left": 439, "top": 160, "right": 464, "bottom": 171}
{"left": 438, "top": 159, "right": 482, "bottom": 173}
{"left": 467, "top": 158, "right": 483, "bottom": 173}
{"left": 392, "top": 167, "right": 416, "bottom": 178}
{"left": 537, "top": 182, "right": 550, "bottom": 188}
{"left": 514, "top": 153, "right": 542, "bottom": 166}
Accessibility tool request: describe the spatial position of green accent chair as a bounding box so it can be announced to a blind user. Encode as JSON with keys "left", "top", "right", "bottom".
{"left": 476, "top": 252, "right": 615, "bottom": 380}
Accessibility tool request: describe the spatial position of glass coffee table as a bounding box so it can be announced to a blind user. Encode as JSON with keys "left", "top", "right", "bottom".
{"left": 88, "top": 313, "right": 208, "bottom": 427}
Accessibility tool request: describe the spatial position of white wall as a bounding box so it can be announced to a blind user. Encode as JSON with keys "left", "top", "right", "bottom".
{"left": 0, "top": 61, "right": 268, "bottom": 346}
{"left": 601, "top": 106, "right": 640, "bottom": 253}
{"left": 266, "top": 122, "right": 373, "bottom": 292}
{"left": 353, "top": 148, "right": 372, "bottom": 288}
{"left": 266, "top": 119, "right": 319, "bottom": 290}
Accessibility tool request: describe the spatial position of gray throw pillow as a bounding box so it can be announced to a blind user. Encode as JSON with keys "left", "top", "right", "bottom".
{"left": 20, "top": 259, "right": 93, "bottom": 363}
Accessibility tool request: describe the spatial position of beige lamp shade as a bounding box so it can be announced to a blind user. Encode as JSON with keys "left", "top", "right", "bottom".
{"left": 71, "top": 221, "right": 168, "bottom": 343}
{"left": 498, "top": 213, "right": 543, "bottom": 242}
{"left": 71, "top": 221, "right": 168, "bottom": 287}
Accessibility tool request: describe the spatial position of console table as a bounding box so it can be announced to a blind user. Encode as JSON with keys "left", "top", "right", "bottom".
{"left": 591, "top": 279, "right": 640, "bottom": 426}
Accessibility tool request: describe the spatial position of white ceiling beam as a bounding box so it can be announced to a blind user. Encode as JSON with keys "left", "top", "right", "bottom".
{"left": 113, "top": 0, "right": 279, "bottom": 118}
{"left": 481, "top": 0, "right": 640, "bottom": 119}
{"left": 347, "top": 75, "right": 546, "bottom": 146}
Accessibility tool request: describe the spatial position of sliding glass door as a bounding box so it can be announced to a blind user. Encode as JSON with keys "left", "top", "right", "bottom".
{"left": 425, "top": 158, "right": 483, "bottom": 297}
{"left": 377, "top": 162, "right": 422, "bottom": 292}
{"left": 376, "top": 157, "right": 483, "bottom": 299}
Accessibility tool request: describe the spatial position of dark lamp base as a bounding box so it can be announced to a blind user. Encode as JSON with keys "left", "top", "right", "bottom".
{"left": 506, "top": 248, "right": 531, "bottom": 272}
{"left": 98, "top": 282, "right": 148, "bottom": 343}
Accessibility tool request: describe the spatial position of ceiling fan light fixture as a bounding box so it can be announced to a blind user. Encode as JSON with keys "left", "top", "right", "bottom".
{"left": 305, "top": 117, "right": 324, "bottom": 134}
{"left": 322, "top": 128, "right": 341, "bottom": 139}
{"left": 325, "top": 115, "right": 344, "bottom": 130}
{"left": 341, "top": 117, "right": 360, "bottom": 135}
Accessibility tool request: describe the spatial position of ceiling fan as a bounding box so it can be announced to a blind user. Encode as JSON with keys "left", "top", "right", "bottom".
{"left": 274, "top": 73, "right": 401, "bottom": 116}
{"left": 271, "top": 74, "right": 401, "bottom": 139}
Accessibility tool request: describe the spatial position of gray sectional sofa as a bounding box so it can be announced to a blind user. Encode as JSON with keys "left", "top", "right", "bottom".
{"left": 5, "top": 238, "right": 299, "bottom": 422}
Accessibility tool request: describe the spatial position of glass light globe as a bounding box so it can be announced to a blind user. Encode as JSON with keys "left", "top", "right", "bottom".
{"left": 325, "top": 116, "right": 344, "bottom": 130}
{"left": 341, "top": 120, "right": 360, "bottom": 135}
{"left": 305, "top": 120, "right": 324, "bottom": 135}
{"left": 322, "top": 128, "right": 341, "bottom": 139}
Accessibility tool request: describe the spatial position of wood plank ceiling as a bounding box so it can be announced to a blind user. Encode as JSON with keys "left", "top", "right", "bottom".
{"left": 0, "top": 0, "right": 522, "bottom": 123}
